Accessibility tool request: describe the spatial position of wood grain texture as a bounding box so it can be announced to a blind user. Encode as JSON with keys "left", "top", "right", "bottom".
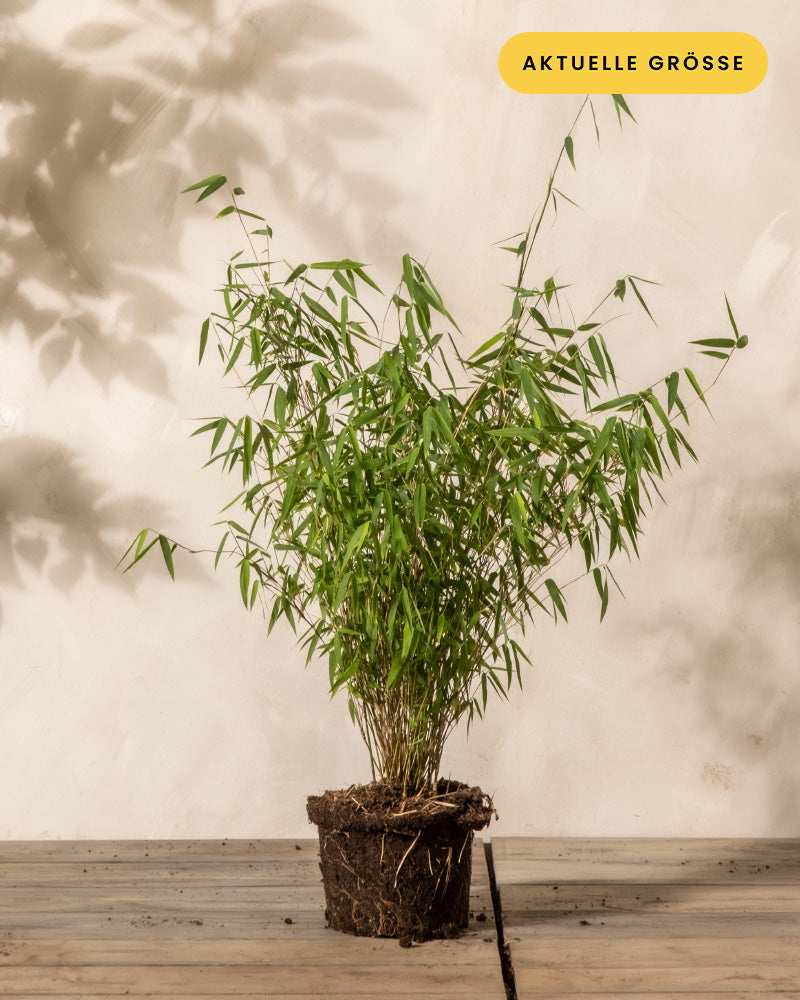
{"left": 493, "top": 837, "right": 800, "bottom": 997}
{"left": 0, "top": 839, "right": 504, "bottom": 998}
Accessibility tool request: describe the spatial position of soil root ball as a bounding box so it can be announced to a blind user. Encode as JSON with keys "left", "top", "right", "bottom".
{"left": 307, "top": 780, "right": 495, "bottom": 941}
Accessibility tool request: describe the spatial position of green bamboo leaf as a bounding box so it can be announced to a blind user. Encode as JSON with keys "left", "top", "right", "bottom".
{"left": 333, "top": 571, "right": 351, "bottom": 611}
{"left": 401, "top": 621, "right": 413, "bottom": 660}
{"left": 199, "top": 318, "right": 210, "bottom": 363}
{"left": 552, "top": 187, "right": 580, "bottom": 209}
{"left": 666, "top": 427, "right": 681, "bottom": 464}
{"left": 274, "top": 386, "right": 287, "bottom": 427}
{"left": 564, "top": 135, "right": 576, "bottom": 170}
{"left": 545, "top": 578, "right": 568, "bottom": 621}
{"left": 587, "top": 336, "right": 607, "bottom": 384}
{"left": 580, "top": 417, "right": 616, "bottom": 482}
{"left": 267, "top": 597, "right": 283, "bottom": 635}
{"left": 628, "top": 277, "right": 656, "bottom": 324}
{"left": 211, "top": 418, "right": 228, "bottom": 454}
{"left": 560, "top": 488, "right": 579, "bottom": 529}
{"left": 666, "top": 371, "right": 680, "bottom": 413}
{"left": 286, "top": 263, "right": 307, "bottom": 284}
{"left": 334, "top": 270, "right": 357, "bottom": 297}
{"left": 195, "top": 178, "right": 225, "bottom": 203}
{"left": 341, "top": 522, "right": 370, "bottom": 568}
{"left": 519, "top": 367, "right": 538, "bottom": 413}
{"left": 117, "top": 528, "right": 155, "bottom": 571}
{"left": 224, "top": 336, "right": 246, "bottom": 374}
{"left": 387, "top": 655, "right": 404, "bottom": 688}
{"left": 386, "top": 591, "right": 402, "bottom": 638}
{"left": 242, "top": 416, "right": 253, "bottom": 482}
{"left": 302, "top": 293, "right": 338, "bottom": 327}
{"left": 401, "top": 586, "right": 413, "bottom": 623}
{"left": 724, "top": 293, "right": 740, "bottom": 339}
{"left": 597, "top": 333, "right": 618, "bottom": 389}
{"left": 231, "top": 206, "right": 266, "bottom": 222}
{"left": 214, "top": 531, "right": 229, "bottom": 569}
{"left": 352, "top": 265, "right": 381, "bottom": 292}
{"left": 611, "top": 93, "right": 636, "bottom": 125}
{"left": 591, "top": 393, "right": 639, "bottom": 413}
{"left": 190, "top": 419, "right": 221, "bottom": 440}
{"left": 674, "top": 427, "right": 698, "bottom": 461}
{"left": 691, "top": 337, "right": 736, "bottom": 349}
{"left": 413, "top": 482, "right": 427, "bottom": 528}
{"left": 489, "top": 427, "right": 541, "bottom": 442}
{"left": 182, "top": 174, "right": 227, "bottom": 201}
{"left": 239, "top": 559, "right": 250, "bottom": 605}
{"left": 509, "top": 492, "right": 526, "bottom": 546}
{"left": 309, "top": 258, "right": 366, "bottom": 270}
{"left": 592, "top": 567, "right": 609, "bottom": 621}
{"left": 645, "top": 392, "right": 672, "bottom": 432}
{"left": 589, "top": 98, "right": 600, "bottom": 143}
{"left": 159, "top": 534, "right": 175, "bottom": 580}
{"left": 339, "top": 294, "right": 349, "bottom": 344}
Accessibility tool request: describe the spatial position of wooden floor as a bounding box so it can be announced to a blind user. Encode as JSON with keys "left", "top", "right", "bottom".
{"left": 493, "top": 837, "right": 800, "bottom": 998}
{"left": 0, "top": 838, "right": 504, "bottom": 999}
{"left": 1, "top": 838, "right": 799, "bottom": 998}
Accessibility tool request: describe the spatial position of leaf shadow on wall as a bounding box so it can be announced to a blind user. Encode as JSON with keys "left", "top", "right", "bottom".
{"left": 0, "top": 434, "right": 194, "bottom": 628}
{"left": 1, "top": 0, "right": 414, "bottom": 391}
{"left": 0, "top": 0, "right": 415, "bottom": 605}
{"left": 643, "top": 470, "right": 800, "bottom": 833}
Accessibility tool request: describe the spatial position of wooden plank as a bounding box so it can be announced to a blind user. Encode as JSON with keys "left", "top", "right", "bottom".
{"left": 0, "top": 885, "right": 327, "bottom": 911}
{"left": 0, "top": 935, "right": 502, "bottom": 967}
{"left": 494, "top": 837, "right": 800, "bottom": 998}
{"left": 495, "top": 861, "right": 800, "bottom": 884}
{"left": 492, "top": 838, "right": 800, "bottom": 881}
{"left": 0, "top": 916, "right": 496, "bottom": 945}
{"left": 514, "top": 964, "right": 800, "bottom": 993}
{"left": 503, "top": 912, "right": 800, "bottom": 940}
{"left": 2, "top": 996, "right": 487, "bottom": 1000}
{"left": 0, "top": 962, "right": 504, "bottom": 995}
{"left": 0, "top": 860, "right": 323, "bottom": 887}
{"left": 509, "top": 936, "right": 800, "bottom": 966}
{"left": 508, "top": 994, "right": 799, "bottom": 1000}
{"left": 494, "top": 858, "right": 800, "bottom": 884}
{"left": 492, "top": 837, "right": 800, "bottom": 861}
{"left": 0, "top": 884, "right": 493, "bottom": 912}
{"left": 1, "top": 907, "right": 495, "bottom": 941}
{"left": 0, "top": 840, "right": 504, "bottom": 998}
{"left": 0, "top": 913, "right": 364, "bottom": 941}
{"left": 1, "top": 908, "right": 494, "bottom": 941}
{"left": 499, "top": 880, "right": 800, "bottom": 913}
{"left": 0, "top": 839, "right": 320, "bottom": 863}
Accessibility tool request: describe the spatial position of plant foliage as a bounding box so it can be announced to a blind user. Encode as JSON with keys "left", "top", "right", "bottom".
{"left": 122, "top": 97, "right": 746, "bottom": 792}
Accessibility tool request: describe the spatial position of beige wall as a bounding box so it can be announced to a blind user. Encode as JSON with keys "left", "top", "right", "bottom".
{"left": 1, "top": 0, "right": 797, "bottom": 838}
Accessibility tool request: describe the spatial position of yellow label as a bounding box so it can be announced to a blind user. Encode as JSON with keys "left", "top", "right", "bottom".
{"left": 499, "top": 32, "right": 767, "bottom": 94}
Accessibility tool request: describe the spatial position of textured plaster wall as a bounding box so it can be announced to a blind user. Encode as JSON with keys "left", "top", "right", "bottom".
{"left": 1, "top": 0, "right": 798, "bottom": 839}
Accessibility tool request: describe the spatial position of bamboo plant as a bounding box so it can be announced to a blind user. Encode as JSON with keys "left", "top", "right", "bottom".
{"left": 123, "top": 96, "right": 746, "bottom": 793}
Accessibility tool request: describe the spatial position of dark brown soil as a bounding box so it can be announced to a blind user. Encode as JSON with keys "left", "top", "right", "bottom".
{"left": 307, "top": 780, "right": 495, "bottom": 942}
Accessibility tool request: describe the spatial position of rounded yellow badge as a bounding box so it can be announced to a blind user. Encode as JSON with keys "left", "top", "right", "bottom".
{"left": 499, "top": 32, "right": 767, "bottom": 94}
